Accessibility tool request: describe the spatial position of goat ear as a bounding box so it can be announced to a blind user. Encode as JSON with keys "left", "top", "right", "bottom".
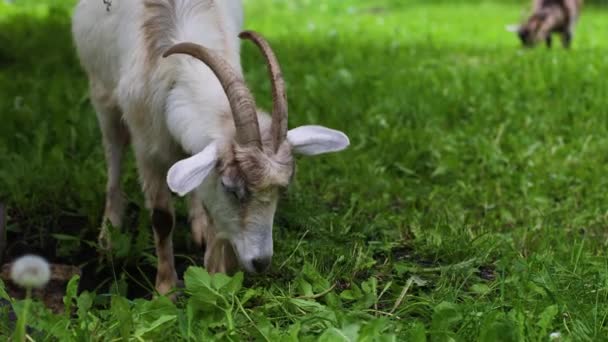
{"left": 167, "top": 141, "right": 218, "bottom": 196}
{"left": 287, "top": 125, "right": 350, "bottom": 156}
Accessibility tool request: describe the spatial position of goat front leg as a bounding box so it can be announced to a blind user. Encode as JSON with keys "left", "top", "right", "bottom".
{"left": 545, "top": 34, "right": 553, "bottom": 48}
{"left": 91, "top": 83, "right": 129, "bottom": 249}
{"left": 188, "top": 192, "right": 209, "bottom": 249}
{"left": 138, "top": 161, "right": 178, "bottom": 296}
{"left": 561, "top": 29, "right": 573, "bottom": 49}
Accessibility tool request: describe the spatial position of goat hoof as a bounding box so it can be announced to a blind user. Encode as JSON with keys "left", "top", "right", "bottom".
{"left": 155, "top": 272, "right": 179, "bottom": 298}
{"left": 155, "top": 284, "right": 180, "bottom": 302}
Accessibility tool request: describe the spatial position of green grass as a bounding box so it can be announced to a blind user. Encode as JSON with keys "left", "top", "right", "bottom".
{"left": 2, "top": 0, "right": 608, "bottom": 340}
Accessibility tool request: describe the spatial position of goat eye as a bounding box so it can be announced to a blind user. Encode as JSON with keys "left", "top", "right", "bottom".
{"left": 221, "top": 181, "right": 239, "bottom": 200}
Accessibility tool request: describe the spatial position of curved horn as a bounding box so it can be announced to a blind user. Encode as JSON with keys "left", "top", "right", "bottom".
{"left": 239, "top": 31, "right": 287, "bottom": 153}
{"left": 163, "top": 43, "right": 261, "bottom": 148}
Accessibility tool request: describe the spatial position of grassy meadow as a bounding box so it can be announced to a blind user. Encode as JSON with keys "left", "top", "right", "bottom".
{"left": 1, "top": 0, "right": 608, "bottom": 340}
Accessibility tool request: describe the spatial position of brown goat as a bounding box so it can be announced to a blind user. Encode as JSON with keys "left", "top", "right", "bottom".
{"left": 516, "top": 0, "right": 582, "bottom": 48}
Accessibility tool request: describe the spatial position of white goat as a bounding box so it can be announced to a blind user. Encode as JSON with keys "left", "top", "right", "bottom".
{"left": 72, "top": 0, "right": 349, "bottom": 295}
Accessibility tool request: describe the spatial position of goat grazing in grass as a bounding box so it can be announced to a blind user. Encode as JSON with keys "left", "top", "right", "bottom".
{"left": 72, "top": 0, "right": 349, "bottom": 295}
{"left": 509, "top": 0, "right": 582, "bottom": 48}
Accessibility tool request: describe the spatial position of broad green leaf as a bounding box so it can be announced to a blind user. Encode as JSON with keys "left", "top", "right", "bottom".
{"left": 407, "top": 321, "right": 427, "bottom": 342}
{"left": 222, "top": 271, "right": 243, "bottom": 295}
{"left": 76, "top": 291, "right": 93, "bottom": 320}
{"left": 340, "top": 283, "right": 363, "bottom": 300}
{"left": 133, "top": 314, "right": 177, "bottom": 338}
{"left": 319, "top": 325, "right": 359, "bottom": 342}
{"left": 478, "top": 312, "right": 519, "bottom": 342}
{"left": 537, "top": 305, "right": 559, "bottom": 335}
{"left": 289, "top": 298, "right": 326, "bottom": 313}
{"left": 297, "top": 278, "right": 314, "bottom": 297}
{"left": 288, "top": 321, "right": 302, "bottom": 341}
{"left": 360, "top": 318, "right": 395, "bottom": 341}
{"left": 184, "top": 267, "right": 211, "bottom": 290}
{"left": 508, "top": 310, "right": 526, "bottom": 341}
{"left": 325, "top": 292, "right": 342, "bottom": 309}
{"left": 302, "top": 263, "right": 330, "bottom": 291}
{"left": 240, "top": 287, "right": 260, "bottom": 306}
{"left": 431, "top": 301, "right": 462, "bottom": 340}
{"left": 184, "top": 267, "right": 222, "bottom": 306}
{"left": 184, "top": 300, "right": 196, "bottom": 339}
{"left": 470, "top": 283, "right": 491, "bottom": 295}
{"left": 211, "top": 272, "right": 232, "bottom": 290}
{"left": 357, "top": 278, "right": 379, "bottom": 309}
{"left": 393, "top": 262, "right": 412, "bottom": 276}
{"left": 109, "top": 274, "right": 129, "bottom": 297}
{"left": 250, "top": 313, "right": 282, "bottom": 341}
{"left": 361, "top": 277, "right": 378, "bottom": 295}
{"left": 63, "top": 275, "right": 80, "bottom": 316}
{"left": 111, "top": 295, "right": 132, "bottom": 340}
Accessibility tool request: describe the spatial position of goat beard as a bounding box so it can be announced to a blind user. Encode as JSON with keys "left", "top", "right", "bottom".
{"left": 204, "top": 237, "right": 239, "bottom": 274}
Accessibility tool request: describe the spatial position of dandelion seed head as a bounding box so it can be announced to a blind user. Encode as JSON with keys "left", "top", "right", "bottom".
{"left": 10, "top": 255, "right": 51, "bottom": 289}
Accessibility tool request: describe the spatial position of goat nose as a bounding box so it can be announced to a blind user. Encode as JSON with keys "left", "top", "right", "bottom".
{"left": 252, "top": 257, "right": 271, "bottom": 273}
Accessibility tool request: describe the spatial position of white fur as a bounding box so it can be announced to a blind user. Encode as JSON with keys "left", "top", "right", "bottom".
{"left": 72, "top": 0, "right": 243, "bottom": 161}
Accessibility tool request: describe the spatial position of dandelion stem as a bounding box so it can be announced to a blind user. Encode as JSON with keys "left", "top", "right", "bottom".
{"left": 15, "top": 287, "right": 32, "bottom": 342}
